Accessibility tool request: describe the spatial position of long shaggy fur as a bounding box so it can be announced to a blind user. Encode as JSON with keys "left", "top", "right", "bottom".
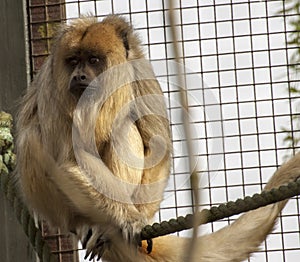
{"left": 16, "top": 15, "right": 300, "bottom": 261}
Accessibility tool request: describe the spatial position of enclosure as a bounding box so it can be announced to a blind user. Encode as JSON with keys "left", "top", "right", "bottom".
{"left": 0, "top": 0, "right": 300, "bottom": 261}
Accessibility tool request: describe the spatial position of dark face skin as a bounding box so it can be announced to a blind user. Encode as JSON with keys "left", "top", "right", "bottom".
{"left": 66, "top": 50, "right": 107, "bottom": 97}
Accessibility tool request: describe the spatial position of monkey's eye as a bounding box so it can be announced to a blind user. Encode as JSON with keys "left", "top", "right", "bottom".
{"left": 67, "top": 58, "right": 79, "bottom": 67}
{"left": 89, "top": 57, "right": 100, "bottom": 65}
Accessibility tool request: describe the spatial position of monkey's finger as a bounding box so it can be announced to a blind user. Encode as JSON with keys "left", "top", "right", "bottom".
{"left": 147, "top": 239, "right": 153, "bottom": 254}
{"left": 94, "top": 238, "right": 106, "bottom": 260}
{"left": 85, "top": 237, "right": 106, "bottom": 261}
{"left": 96, "top": 245, "right": 106, "bottom": 261}
{"left": 89, "top": 243, "right": 105, "bottom": 262}
{"left": 84, "top": 249, "right": 92, "bottom": 260}
{"left": 82, "top": 229, "right": 93, "bottom": 249}
{"left": 89, "top": 251, "right": 97, "bottom": 261}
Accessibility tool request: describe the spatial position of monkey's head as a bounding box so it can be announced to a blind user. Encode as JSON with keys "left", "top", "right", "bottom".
{"left": 51, "top": 15, "right": 143, "bottom": 99}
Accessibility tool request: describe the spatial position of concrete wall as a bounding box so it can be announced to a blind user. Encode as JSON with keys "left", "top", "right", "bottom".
{"left": 0, "top": 0, "right": 29, "bottom": 114}
{"left": 0, "top": 191, "right": 37, "bottom": 262}
{"left": 0, "top": 1, "right": 33, "bottom": 261}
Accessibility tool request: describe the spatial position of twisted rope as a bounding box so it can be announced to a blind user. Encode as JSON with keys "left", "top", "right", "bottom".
{"left": 0, "top": 172, "right": 57, "bottom": 262}
{"left": 141, "top": 178, "right": 300, "bottom": 240}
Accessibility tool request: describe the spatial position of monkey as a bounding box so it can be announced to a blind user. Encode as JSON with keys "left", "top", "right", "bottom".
{"left": 15, "top": 15, "right": 300, "bottom": 261}
{"left": 16, "top": 15, "right": 171, "bottom": 260}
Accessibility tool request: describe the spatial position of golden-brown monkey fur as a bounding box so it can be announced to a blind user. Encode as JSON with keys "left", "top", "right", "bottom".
{"left": 16, "top": 15, "right": 300, "bottom": 261}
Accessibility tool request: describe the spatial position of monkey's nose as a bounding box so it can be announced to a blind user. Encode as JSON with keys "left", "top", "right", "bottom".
{"left": 70, "top": 74, "right": 90, "bottom": 96}
{"left": 74, "top": 74, "right": 87, "bottom": 81}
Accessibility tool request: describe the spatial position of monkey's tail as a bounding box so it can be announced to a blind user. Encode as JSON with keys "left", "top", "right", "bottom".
{"left": 108, "top": 199, "right": 281, "bottom": 262}
{"left": 103, "top": 199, "right": 282, "bottom": 262}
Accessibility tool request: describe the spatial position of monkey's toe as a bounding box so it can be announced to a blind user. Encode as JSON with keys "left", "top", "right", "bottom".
{"left": 85, "top": 236, "right": 110, "bottom": 261}
{"left": 146, "top": 239, "right": 153, "bottom": 254}
{"left": 82, "top": 228, "right": 93, "bottom": 249}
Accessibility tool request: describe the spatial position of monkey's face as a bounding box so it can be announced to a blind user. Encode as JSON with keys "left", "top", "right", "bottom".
{"left": 65, "top": 51, "right": 107, "bottom": 97}
{"left": 53, "top": 20, "right": 132, "bottom": 99}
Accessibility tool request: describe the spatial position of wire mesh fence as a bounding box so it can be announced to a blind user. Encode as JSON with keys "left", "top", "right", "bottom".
{"left": 26, "top": 0, "right": 300, "bottom": 261}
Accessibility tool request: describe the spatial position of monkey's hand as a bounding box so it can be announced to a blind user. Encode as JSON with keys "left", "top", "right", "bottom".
{"left": 80, "top": 216, "right": 147, "bottom": 260}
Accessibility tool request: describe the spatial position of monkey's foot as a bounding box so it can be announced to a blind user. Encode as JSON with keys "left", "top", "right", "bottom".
{"left": 81, "top": 227, "right": 111, "bottom": 261}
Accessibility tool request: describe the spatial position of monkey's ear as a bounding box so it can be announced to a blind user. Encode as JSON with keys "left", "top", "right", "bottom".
{"left": 120, "top": 29, "right": 130, "bottom": 54}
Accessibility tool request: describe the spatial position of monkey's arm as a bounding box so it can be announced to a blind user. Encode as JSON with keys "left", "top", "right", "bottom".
{"left": 17, "top": 102, "right": 148, "bottom": 259}
{"left": 29, "top": 121, "right": 147, "bottom": 232}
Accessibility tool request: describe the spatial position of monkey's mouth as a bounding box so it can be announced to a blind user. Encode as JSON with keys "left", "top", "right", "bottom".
{"left": 70, "top": 83, "right": 89, "bottom": 97}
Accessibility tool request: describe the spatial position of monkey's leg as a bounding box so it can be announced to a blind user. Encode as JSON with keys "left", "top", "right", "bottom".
{"left": 43, "top": 150, "right": 147, "bottom": 232}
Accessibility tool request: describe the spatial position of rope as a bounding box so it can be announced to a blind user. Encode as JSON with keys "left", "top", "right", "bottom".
{"left": 0, "top": 172, "right": 57, "bottom": 262}
{"left": 1, "top": 111, "right": 300, "bottom": 254}
{"left": 0, "top": 111, "right": 57, "bottom": 262}
{"left": 141, "top": 178, "right": 300, "bottom": 240}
